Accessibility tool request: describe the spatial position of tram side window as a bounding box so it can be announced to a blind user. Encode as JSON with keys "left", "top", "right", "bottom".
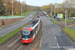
{"left": 30, "top": 31, "right": 33, "bottom": 36}
{"left": 36, "top": 25, "right": 38, "bottom": 31}
{"left": 35, "top": 25, "right": 38, "bottom": 32}
{"left": 33, "top": 28, "right": 36, "bottom": 34}
{"left": 38, "top": 23, "right": 40, "bottom": 27}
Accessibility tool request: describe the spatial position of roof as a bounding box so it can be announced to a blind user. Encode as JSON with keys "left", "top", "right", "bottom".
{"left": 24, "top": 19, "right": 39, "bottom": 28}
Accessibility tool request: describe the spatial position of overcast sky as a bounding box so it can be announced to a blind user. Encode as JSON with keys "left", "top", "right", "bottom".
{"left": 17, "top": 0, "right": 65, "bottom": 7}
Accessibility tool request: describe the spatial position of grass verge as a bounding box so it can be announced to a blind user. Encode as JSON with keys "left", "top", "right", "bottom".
{"left": 73, "top": 24, "right": 75, "bottom": 26}
{"left": 60, "top": 19, "right": 65, "bottom": 21}
{"left": 17, "top": 12, "right": 31, "bottom": 16}
{"left": 0, "top": 22, "right": 28, "bottom": 44}
{"left": 60, "top": 19, "right": 74, "bottom": 22}
{"left": 8, "top": 12, "right": 31, "bottom": 16}
{"left": 0, "top": 12, "right": 35, "bottom": 44}
{"left": 0, "top": 12, "right": 31, "bottom": 28}
{"left": 50, "top": 19, "right": 59, "bottom": 24}
{"left": 63, "top": 28, "right": 75, "bottom": 41}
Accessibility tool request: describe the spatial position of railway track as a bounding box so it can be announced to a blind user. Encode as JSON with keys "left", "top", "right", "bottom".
{"left": 11, "top": 21, "right": 42, "bottom": 50}
{"left": 0, "top": 20, "right": 45, "bottom": 50}
{"left": 0, "top": 12, "right": 42, "bottom": 50}
{"left": 0, "top": 33, "right": 21, "bottom": 50}
{"left": 14, "top": 21, "right": 42, "bottom": 50}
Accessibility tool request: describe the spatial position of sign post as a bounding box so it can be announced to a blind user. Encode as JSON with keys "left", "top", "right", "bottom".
{"left": 57, "top": 14, "right": 63, "bottom": 21}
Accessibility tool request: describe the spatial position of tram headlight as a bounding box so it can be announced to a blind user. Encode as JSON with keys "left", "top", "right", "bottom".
{"left": 21, "top": 38, "right": 24, "bottom": 40}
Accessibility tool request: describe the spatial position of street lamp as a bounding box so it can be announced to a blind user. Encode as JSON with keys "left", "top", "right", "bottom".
{"left": 4, "top": 4, "right": 7, "bottom": 19}
{"left": 4, "top": 4, "right": 6, "bottom": 6}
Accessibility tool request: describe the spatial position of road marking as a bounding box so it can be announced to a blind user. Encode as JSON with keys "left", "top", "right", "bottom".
{"left": 31, "top": 17, "right": 59, "bottom": 50}
{"left": 54, "top": 34, "right": 57, "bottom": 41}
{"left": 52, "top": 30, "right": 60, "bottom": 48}
{"left": 31, "top": 31, "right": 53, "bottom": 50}
{"left": 56, "top": 42, "right": 59, "bottom": 46}
{"left": 45, "top": 17, "right": 60, "bottom": 49}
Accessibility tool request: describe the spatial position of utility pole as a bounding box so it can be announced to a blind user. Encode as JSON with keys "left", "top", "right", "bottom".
{"left": 54, "top": 3, "right": 57, "bottom": 16}
{"left": 54, "top": 6, "right": 56, "bottom": 16}
{"left": 21, "top": 4, "right": 22, "bottom": 16}
{"left": 65, "top": 10, "right": 67, "bottom": 28}
{"left": 12, "top": 0, "right": 13, "bottom": 16}
{"left": 51, "top": 7, "right": 52, "bottom": 16}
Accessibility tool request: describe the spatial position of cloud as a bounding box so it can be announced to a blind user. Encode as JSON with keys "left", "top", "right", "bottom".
{"left": 17, "top": 0, "right": 65, "bottom": 6}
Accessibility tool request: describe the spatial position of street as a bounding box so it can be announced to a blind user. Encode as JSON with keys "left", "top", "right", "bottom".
{"left": 39, "top": 16, "right": 75, "bottom": 50}
{"left": 0, "top": 0, "right": 75, "bottom": 50}
{"left": 0, "top": 12, "right": 36, "bottom": 36}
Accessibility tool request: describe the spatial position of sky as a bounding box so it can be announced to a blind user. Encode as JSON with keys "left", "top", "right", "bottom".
{"left": 17, "top": 0, "right": 65, "bottom": 7}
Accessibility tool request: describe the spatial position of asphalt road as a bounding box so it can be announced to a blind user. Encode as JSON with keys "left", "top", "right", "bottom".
{"left": 39, "top": 16, "right": 75, "bottom": 50}
{"left": 0, "top": 12, "right": 36, "bottom": 36}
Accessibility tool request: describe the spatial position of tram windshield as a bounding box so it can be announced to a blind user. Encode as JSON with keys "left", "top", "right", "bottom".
{"left": 22, "top": 30, "right": 30, "bottom": 35}
{"left": 22, "top": 35, "right": 30, "bottom": 39}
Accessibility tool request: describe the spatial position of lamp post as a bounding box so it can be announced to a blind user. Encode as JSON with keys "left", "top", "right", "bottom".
{"left": 0, "top": 10, "right": 2, "bottom": 16}
{"left": 4, "top": 4, "right": 7, "bottom": 20}
{"left": 4, "top": 4, "right": 6, "bottom": 6}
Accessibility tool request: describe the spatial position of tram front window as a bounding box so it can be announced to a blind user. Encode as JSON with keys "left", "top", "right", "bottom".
{"left": 22, "top": 30, "right": 30, "bottom": 39}
{"left": 22, "top": 30, "right": 30, "bottom": 35}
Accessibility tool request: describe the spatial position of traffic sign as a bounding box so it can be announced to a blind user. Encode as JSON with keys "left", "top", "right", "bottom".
{"left": 57, "top": 14, "right": 63, "bottom": 18}
{"left": 73, "top": 27, "right": 75, "bottom": 30}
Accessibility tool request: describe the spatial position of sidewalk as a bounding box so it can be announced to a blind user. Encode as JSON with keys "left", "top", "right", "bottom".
{"left": 0, "top": 16, "right": 25, "bottom": 19}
